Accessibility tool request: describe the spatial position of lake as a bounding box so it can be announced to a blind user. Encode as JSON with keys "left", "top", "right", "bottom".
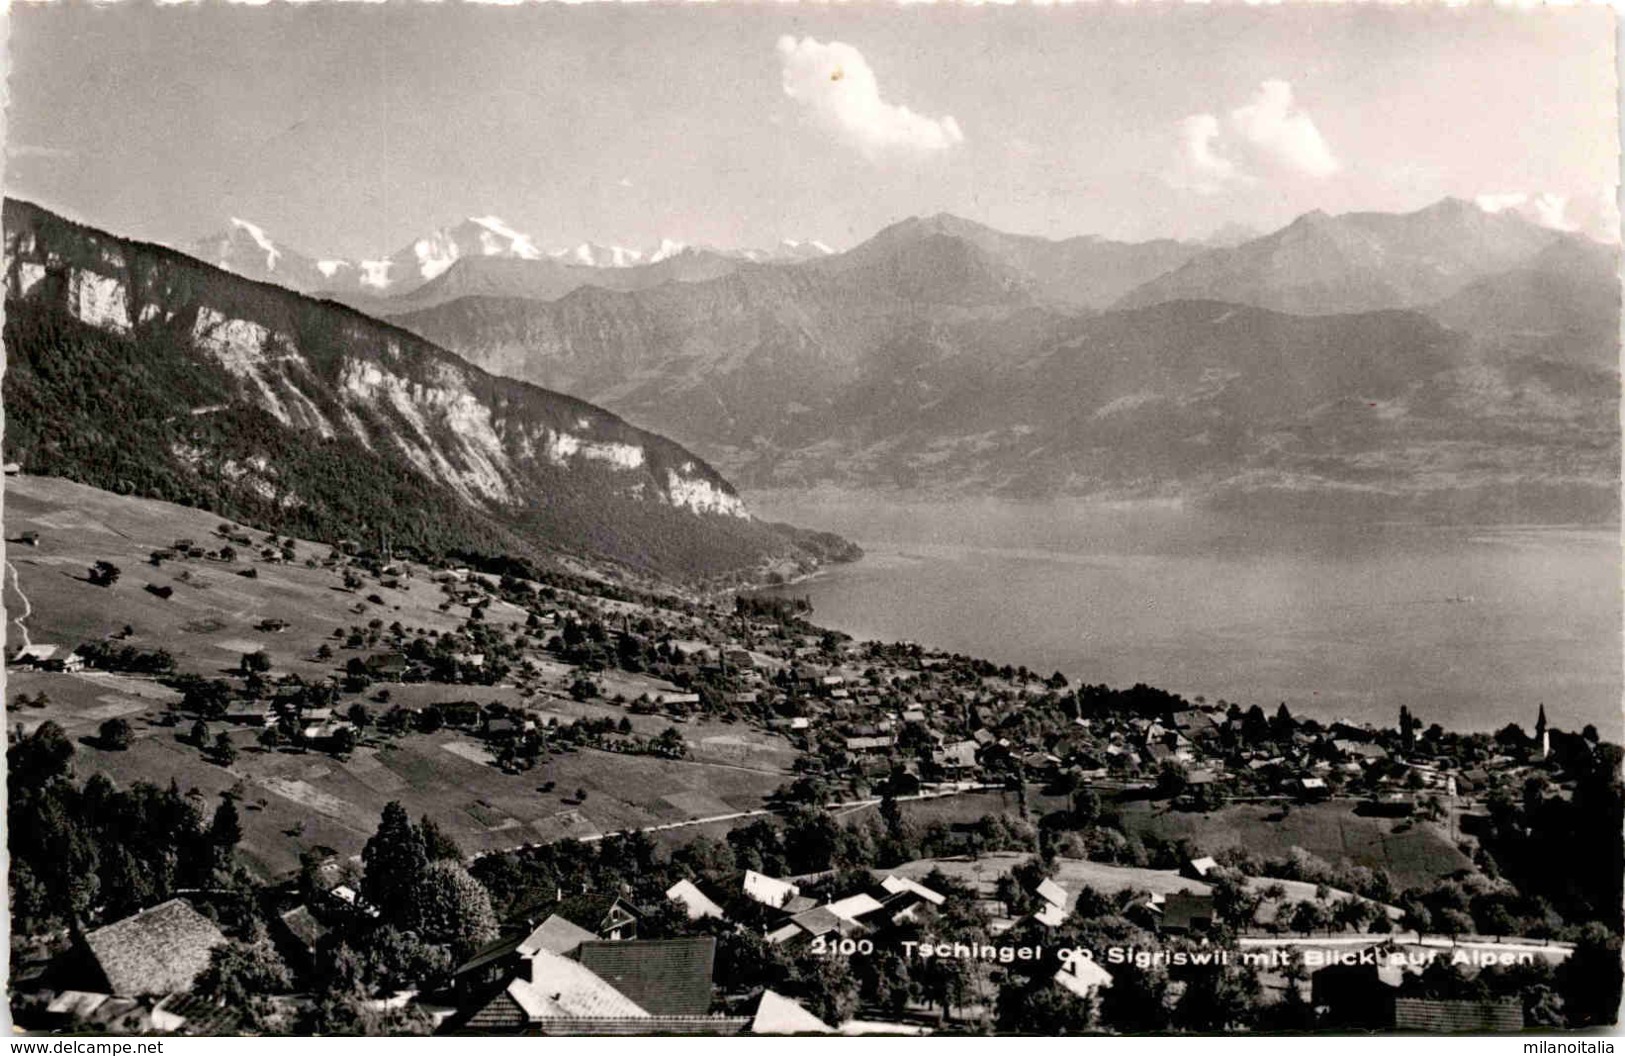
{"left": 751, "top": 490, "right": 1621, "bottom": 736}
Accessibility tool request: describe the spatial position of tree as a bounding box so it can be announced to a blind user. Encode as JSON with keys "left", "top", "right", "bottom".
{"left": 210, "top": 798, "right": 243, "bottom": 848}
{"left": 99, "top": 717, "right": 133, "bottom": 751}
{"left": 1155, "top": 761, "right": 1189, "bottom": 799}
{"left": 241, "top": 650, "right": 272, "bottom": 675}
{"left": 407, "top": 860, "right": 500, "bottom": 960}
{"left": 196, "top": 938, "right": 291, "bottom": 1006}
{"left": 418, "top": 815, "right": 462, "bottom": 862}
{"left": 362, "top": 802, "right": 428, "bottom": 926}
{"left": 1289, "top": 900, "right": 1329, "bottom": 936}
{"left": 1072, "top": 787, "right": 1102, "bottom": 827}
{"left": 331, "top": 726, "right": 358, "bottom": 756}
{"left": 795, "top": 948, "right": 860, "bottom": 1026}
{"left": 8, "top": 721, "right": 75, "bottom": 785}
{"left": 1561, "top": 923, "right": 1622, "bottom": 1027}
{"left": 1175, "top": 963, "right": 1262, "bottom": 1032}
{"left": 213, "top": 731, "right": 238, "bottom": 767}
{"left": 88, "top": 560, "right": 121, "bottom": 587}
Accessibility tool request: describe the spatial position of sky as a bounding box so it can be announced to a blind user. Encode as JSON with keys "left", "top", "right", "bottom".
{"left": 4, "top": 2, "right": 1618, "bottom": 260}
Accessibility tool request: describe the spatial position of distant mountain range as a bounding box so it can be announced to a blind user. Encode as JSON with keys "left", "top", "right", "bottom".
{"left": 189, "top": 215, "right": 835, "bottom": 307}
{"left": 381, "top": 198, "right": 1618, "bottom": 523}
{"left": 3, "top": 199, "right": 857, "bottom": 584}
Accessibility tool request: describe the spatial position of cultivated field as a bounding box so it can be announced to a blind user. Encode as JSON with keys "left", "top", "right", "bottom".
{"left": 3, "top": 475, "right": 793, "bottom": 877}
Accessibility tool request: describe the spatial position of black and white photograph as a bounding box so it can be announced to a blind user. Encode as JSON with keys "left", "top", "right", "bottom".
{"left": 1, "top": 0, "right": 1621, "bottom": 1040}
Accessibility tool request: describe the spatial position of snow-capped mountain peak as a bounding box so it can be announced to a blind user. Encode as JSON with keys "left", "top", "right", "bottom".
{"left": 558, "top": 242, "right": 647, "bottom": 268}
{"left": 468, "top": 216, "right": 543, "bottom": 260}
{"left": 648, "top": 238, "right": 689, "bottom": 264}
{"left": 228, "top": 217, "right": 281, "bottom": 271}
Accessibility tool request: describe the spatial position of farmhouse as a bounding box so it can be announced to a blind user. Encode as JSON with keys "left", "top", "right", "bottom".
{"left": 1160, "top": 892, "right": 1215, "bottom": 936}
{"left": 1054, "top": 955, "right": 1114, "bottom": 1000}
{"left": 665, "top": 879, "right": 728, "bottom": 922}
{"left": 77, "top": 899, "right": 227, "bottom": 998}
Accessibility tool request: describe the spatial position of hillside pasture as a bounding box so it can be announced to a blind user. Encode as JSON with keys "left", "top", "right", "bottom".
{"left": 1115, "top": 799, "right": 1471, "bottom": 890}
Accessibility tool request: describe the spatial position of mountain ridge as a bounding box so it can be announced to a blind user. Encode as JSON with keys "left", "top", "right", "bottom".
{"left": 3, "top": 197, "right": 858, "bottom": 585}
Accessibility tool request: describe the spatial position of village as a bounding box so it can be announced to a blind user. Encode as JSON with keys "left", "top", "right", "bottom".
{"left": 5, "top": 477, "right": 1621, "bottom": 1035}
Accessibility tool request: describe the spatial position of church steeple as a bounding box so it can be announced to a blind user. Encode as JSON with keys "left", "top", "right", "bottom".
{"left": 1535, "top": 704, "right": 1550, "bottom": 759}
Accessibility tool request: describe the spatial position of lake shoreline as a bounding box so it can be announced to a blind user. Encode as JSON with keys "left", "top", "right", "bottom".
{"left": 747, "top": 494, "right": 1620, "bottom": 736}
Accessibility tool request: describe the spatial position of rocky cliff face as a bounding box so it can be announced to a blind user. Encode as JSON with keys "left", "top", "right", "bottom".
{"left": 2, "top": 199, "right": 855, "bottom": 581}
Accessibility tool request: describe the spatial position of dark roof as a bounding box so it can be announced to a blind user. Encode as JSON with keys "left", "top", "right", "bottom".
{"left": 787, "top": 906, "right": 847, "bottom": 938}
{"left": 1392, "top": 997, "right": 1523, "bottom": 1033}
{"left": 82, "top": 899, "right": 227, "bottom": 997}
{"left": 278, "top": 905, "right": 331, "bottom": 951}
{"left": 159, "top": 993, "right": 250, "bottom": 1035}
{"left": 575, "top": 937, "right": 716, "bottom": 1017}
{"left": 1161, "top": 892, "right": 1214, "bottom": 931}
{"left": 456, "top": 931, "right": 527, "bottom": 978}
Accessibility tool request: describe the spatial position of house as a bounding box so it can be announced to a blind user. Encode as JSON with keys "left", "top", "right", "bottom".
{"left": 11, "top": 644, "right": 60, "bottom": 668}
{"left": 441, "top": 701, "right": 483, "bottom": 728}
{"left": 879, "top": 875, "right": 946, "bottom": 906}
{"left": 743, "top": 870, "right": 801, "bottom": 910}
{"left": 78, "top": 899, "right": 227, "bottom": 997}
{"left": 1182, "top": 856, "right": 1219, "bottom": 881}
{"left": 825, "top": 893, "right": 886, "bottom": 924}
{"left": 934, "top": 740, "right": 980, "bottom": 771}
{"left": 364, "top": 652, "right": 408, "bottom": 680}
{"left": 464, "top": 948, "right": 651, "bottom": 1030}
{"left": 275, "top": 904, "right": 333, "bottom": 975}
{"left": 1311, "top": 959, "right": 1403, "bottom": 1028}
{"left": 301, "top": 721, "right": 353, "bottom": 743}
{"left": 1032, "top": 878, "right": 1069, "bottom": 927}
{"left": 454, "top": 915, "right": 599, "bottom": 1002}
{"left": 751, "top": 990, "right": 835, "bottom": 1035}
{"left": 1390, "top": 997, "right": 1523, "bottom": 1033}
{"left": 1054, "top": 955, "right": 1114, "bottom": 1000}
{"left": 576, "top": 937, "right": 717, "bottom": 1016}
{"left": 545, "top": 895, "right": 643, "bottom": 942}
{"left": 1335, "top": 740, "right": 1390, "bottom": 763}
{"left": 485, "top": 717, "right": 524, "bottom": 740}
{"left": 1159, "top": 892, "right": 1215, "bottom": 935}
{"left": 767, "top": 906, "right": 866, "bottom": 946}
{"left": 665, "top": 879, "right": 727, "bottom": 922}
{"left": 844, "top": 735, "right": 894, "bottom": 754}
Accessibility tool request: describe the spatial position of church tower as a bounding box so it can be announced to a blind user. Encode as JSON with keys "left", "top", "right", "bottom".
{"left": 1535, "top": 704, "right": 1549, "bottom": 759}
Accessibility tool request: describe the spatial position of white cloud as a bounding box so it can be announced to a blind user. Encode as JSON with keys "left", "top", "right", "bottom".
{"left": 1171, "top": 114, "right": 1247, "bottom": 196}
{"left": 1167, "top": 80, "right": 1338, "bottom": 194}
{"left": 1475, "top": 190, "right": 1576, "bottom": 232}
{"left": 1230, "top": 80, "right": 1339, "bottom": 179}
{"left": 1476, "top": 188, "right": 1620, "bottom": 242}
{"left": 776, "top": 35, "right": 964, "bottom": 159}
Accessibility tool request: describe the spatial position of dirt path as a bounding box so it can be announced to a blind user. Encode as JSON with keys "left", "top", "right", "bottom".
{"left": 7, "top": 559, "right": 33, "bottom": 652}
